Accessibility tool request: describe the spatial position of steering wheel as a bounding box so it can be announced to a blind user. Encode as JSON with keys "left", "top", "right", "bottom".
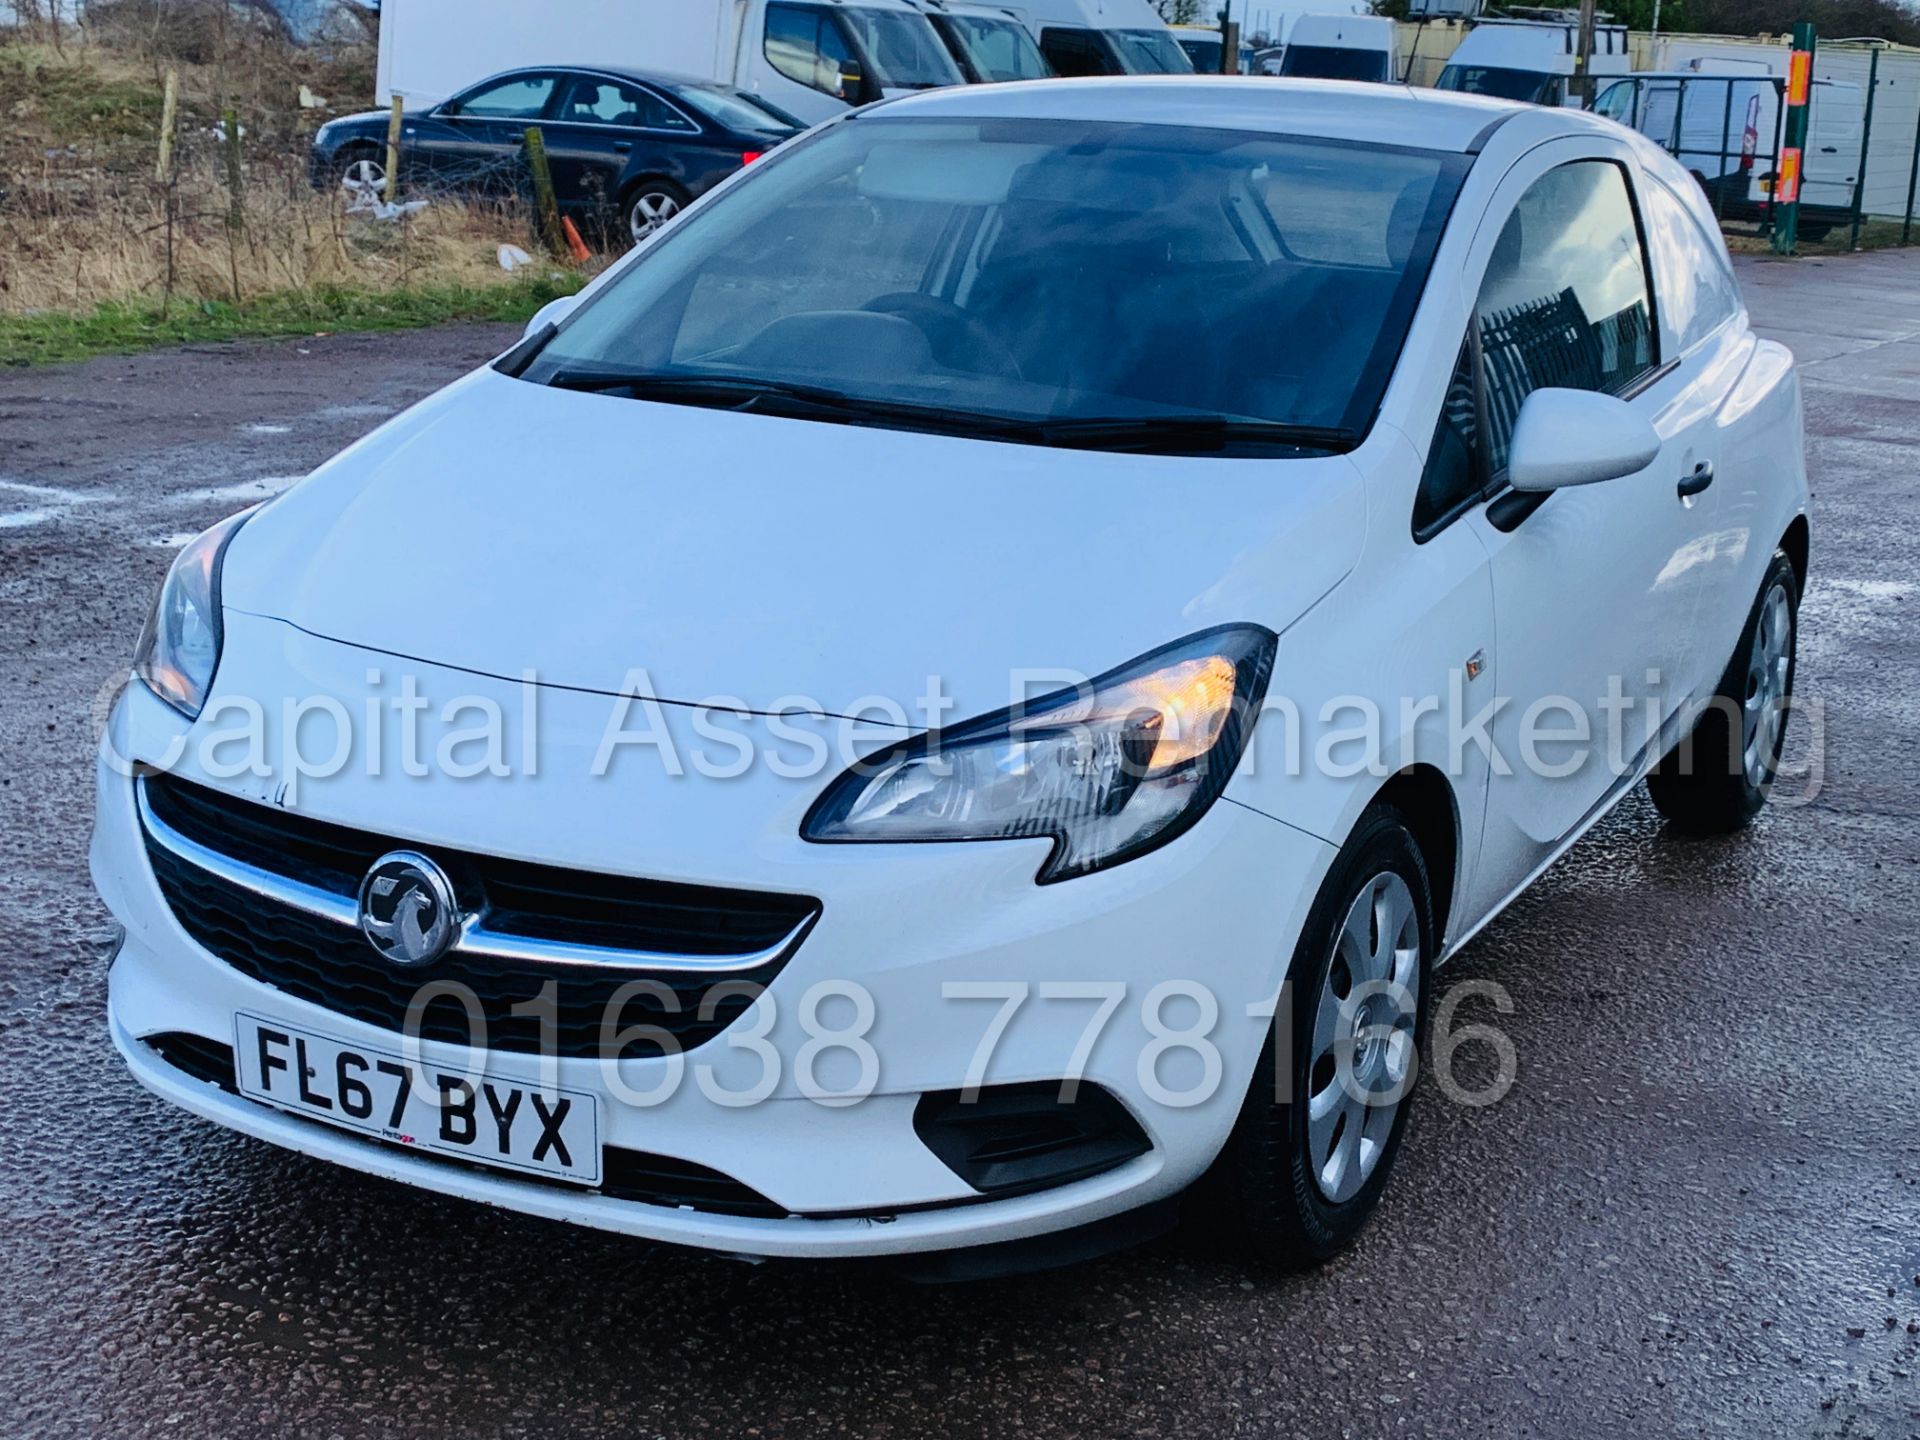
{"left": 861, "top": 293, "right": 1025, "bottom": 382}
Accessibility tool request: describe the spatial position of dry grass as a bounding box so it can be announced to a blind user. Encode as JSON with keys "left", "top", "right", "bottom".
{"left": 0, "top": 26, "right": 581, "bottom": 336}
{"left": 3, "top": 152, "right": 551, "bottom": 315}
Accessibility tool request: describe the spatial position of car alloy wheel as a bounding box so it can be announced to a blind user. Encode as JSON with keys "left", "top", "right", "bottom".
{"left": 628, "top": 190, "right": 682, "bottom": 243}
{"left": 340, "top": 156, "right": 386, "bottom": 198}
{"left": 1743, "top": 580, "right": 1793, "bottom": 789}
{"left": 1306, "top": 870, "right": 1421, "bottom": 1204}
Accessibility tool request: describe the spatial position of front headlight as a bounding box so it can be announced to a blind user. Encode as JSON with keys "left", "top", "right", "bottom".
{"left": 132, "top": 508, "right": 254, "bottom": 718}
{"left": 802, "top": 625, "right": 1276, "bottom": 882}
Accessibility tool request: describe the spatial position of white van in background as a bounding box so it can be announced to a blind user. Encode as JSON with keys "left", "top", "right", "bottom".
{"left": 375, "top": 0, "right": 963, "bottom": 125}
{"left": 1277, "top": 14, "right": 1399, "bottom": 84}
{"left": 1592, "top": 71, "right": 1866, "bottom": 236}
{"left": 907, "top": 0, "right": 1055, "bottom": 81}
{"left": 1013, "top": 0, "right": 1194, "bottom": 76}
{"left": 1434, "top": 18, "right": 1630, "bottom": 106}
{"left": 1170, "top": 23, "right": 1257, "bottom": 74}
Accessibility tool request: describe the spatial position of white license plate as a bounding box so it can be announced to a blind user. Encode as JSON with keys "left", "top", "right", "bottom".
{"left": 233, "top": 1013, "right": 601, "bottom": 1186}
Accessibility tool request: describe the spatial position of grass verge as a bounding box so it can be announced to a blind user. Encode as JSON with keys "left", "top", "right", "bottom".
{"left": 0, "top": 276, "right": 584, "bottom": 366}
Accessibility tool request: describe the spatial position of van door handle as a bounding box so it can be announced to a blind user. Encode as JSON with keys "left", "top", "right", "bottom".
{"left": 1677, "top": 461, "right": 1714, "bottom": 499}
{"left": 612, "top": 140, "right": 632, "bottom": 153}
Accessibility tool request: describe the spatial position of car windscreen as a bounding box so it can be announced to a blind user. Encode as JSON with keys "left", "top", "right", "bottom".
{"left": 1435, "top": 65, "right": 1556, "bottom": 103}
{"left": 520, "top": 117, "right": 1468, "bottom": 451}
{"left": 843, "top": 8, "right": 965, "bottom": 88}
{"left": 1110, "top": 29, "right": 1194, "bottom": 74}
{"left": 1279, "top": 45, "right": 1389, "bottom": 82}
{"left": 674, "top": 83, "right": 802, "bottom": 134}
{"left": 940, "top": 14, "right": 1053, "bottom": 81}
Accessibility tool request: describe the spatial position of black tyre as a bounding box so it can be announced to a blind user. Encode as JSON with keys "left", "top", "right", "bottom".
{"left": 622, "top": 179, "right": 689, "bottom": 247}
{"left": 1201, "top": 804, "right": 1434, "bottom": 1268}
{"left": 1648, "top": 549, "right": 1800, "bottom": 833}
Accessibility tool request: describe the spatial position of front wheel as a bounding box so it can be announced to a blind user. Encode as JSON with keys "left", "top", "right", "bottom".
{"left": 1648, "top": 549, "right": 1800, "bottom": 832}
{"left": 1200, "top": 804, "right": 1433, "bottom": 1268}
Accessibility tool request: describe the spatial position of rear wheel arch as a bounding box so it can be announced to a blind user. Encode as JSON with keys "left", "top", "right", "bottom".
{"left": 618, "top": 172, "right": 688, "bottom": 207}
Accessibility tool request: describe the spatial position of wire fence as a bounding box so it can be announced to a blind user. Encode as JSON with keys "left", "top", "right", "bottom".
{"left": 0, "top": 82, "right": 585, "bottom": 317}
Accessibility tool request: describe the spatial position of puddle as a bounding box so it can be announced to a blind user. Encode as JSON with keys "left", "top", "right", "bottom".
{"left": 0, "top": 479, "right": 101, "bottom": 504}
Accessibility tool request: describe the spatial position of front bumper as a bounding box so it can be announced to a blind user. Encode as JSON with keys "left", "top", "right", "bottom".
{"left": 94, "top": 623, "right": 1334, "bottom": 1257}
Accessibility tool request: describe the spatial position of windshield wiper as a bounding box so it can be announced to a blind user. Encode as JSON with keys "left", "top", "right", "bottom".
{"left": 1029, "top": 415, "right": 1359, "bottom": 456}
{"left": 543, "top": 369, "right": 1046, "bottom": 437}
{"left": 542, "top": 371, "right": 1357, "bottom": 456}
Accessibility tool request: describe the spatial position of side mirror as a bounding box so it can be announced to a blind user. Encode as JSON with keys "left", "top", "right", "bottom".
{"left": 523, "top": 293, "right": 579, "bottom": 340}
{"left": 1507, "top": 388, "right": 1661, "bottom": 492}
{"left": 837, "top": 58, "right": 865, "bottom": 102}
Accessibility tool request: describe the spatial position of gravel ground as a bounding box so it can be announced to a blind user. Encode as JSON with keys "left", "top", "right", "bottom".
{"left": 1, "top": 256, "right": 1917, "bottom": 1439}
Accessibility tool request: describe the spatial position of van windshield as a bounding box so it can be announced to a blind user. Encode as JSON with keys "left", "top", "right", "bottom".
{"left": 1279, "top": 45, "right": 1391, "bottom": 82}
{"left": 937, "top": 14, "right": 1053, "bottom": 81}
{"left": 1435, "top": 65, "right": 1558, "bottom": 104}
{"left": 843, "top": 8, "right": 965, "bottom": 88}
{"left": 520, "top": 117, "right": 1468, "bottom": 454}
{"left": 1110, "top": 29, "right": 1194, "bottom": 74}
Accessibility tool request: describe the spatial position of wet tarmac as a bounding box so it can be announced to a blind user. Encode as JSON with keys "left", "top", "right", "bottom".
{"left": 1, "top": 256, "right": 1917, "bottom": 1438}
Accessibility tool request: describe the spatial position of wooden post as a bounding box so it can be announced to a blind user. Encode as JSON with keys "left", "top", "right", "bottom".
{"left": 154, "top": 70, "right": 179, "bottom": 183}
{"left": 1572, "top": 0, "right": 1598, "bottom": 108}
{"left": 523, "top": 126, "right": 565, "bottom": 258}
{"left": 383, "top": 95, "right": 404, "bottom": 205}
{"left": 155, "top": 69, "right": 180, "bottom": 316}
{"left": 223, "top": 108, "right": 245, "bottom": 303}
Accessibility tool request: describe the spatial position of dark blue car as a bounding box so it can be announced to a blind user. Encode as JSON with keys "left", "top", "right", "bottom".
{"left": 310, "top": 65, "right": 804, "bottom": 245}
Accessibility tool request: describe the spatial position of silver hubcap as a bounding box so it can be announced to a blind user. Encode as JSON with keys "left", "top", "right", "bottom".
{"left": 1308, "top": 871, "right": 1421, "bottom": 1205}
{"left": 1743, "top": 582, "right": 1793, "bottom": 788}
{"left": 629, "top": 191, "right": 680, "bottom": 242}
{"left": 341, "top": 158, "right": 385, "bottom": 197}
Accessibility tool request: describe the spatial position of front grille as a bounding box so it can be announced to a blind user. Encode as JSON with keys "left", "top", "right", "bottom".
{"left": 141, "top": 1033, "right": 785, "bottom": 1217}
{"left": 139, "top": 774, "right": 819, "bottom": 1059}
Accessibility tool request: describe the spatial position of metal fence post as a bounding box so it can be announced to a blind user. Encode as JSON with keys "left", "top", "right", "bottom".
{"left": 1849, "top": 46, "right": 1879, "bottom": 250}
{"left": 1772, "top": 22, "right": 1816, "bottom": 255}
{"left": 1717, "top": 77, "right": 1735, "bottom": 224}
{"left": 1903, "top": 80, "right": 1920, "bottom": 246}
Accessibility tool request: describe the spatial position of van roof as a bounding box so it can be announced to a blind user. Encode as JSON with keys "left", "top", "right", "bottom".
{"left": 873, "top": 74, "right": 1577, "bottom": 151}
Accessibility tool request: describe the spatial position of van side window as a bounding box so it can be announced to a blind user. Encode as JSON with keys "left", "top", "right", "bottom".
{"left": 1639, "top": 175, "right": 1741, "bottom": 353}
{"left": 1041, "top": 28, "right": 1111, "bottom": 77}
{"left": 766, "top": 3, "right": 858, "bottom": 98}
{"left": 1414, "top": 340, "right": 1483, "bottom": 537}
{"left": 1475, "top": 159, "right": 1656, "bottom": 476}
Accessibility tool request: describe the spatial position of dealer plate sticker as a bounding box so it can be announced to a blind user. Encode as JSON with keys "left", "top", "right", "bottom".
{"left": 233, "top": 1013, "right": 601, "bottom": 1186}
